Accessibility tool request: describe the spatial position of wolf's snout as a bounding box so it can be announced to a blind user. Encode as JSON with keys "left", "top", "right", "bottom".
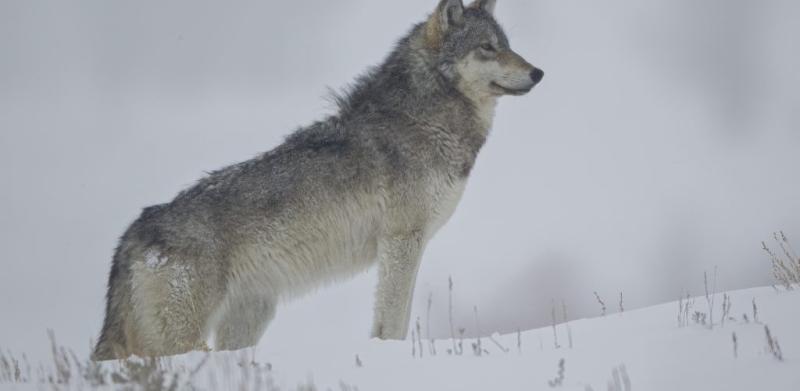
{"left": 530, "top": 68, "right": 544, "bottom": 84}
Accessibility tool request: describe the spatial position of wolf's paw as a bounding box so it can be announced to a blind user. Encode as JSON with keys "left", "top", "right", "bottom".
{"left": 371, "top": 323, "right": 385, "bottom": 339}
{"left": 371, "top": 322, "right": 407, "bottom": 340}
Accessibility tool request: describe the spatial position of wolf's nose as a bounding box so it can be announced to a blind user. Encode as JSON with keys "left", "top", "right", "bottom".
{"left": 530, "top": 68, "right": 544, "bottom": 84}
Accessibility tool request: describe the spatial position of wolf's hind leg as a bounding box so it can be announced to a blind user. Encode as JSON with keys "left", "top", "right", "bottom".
{"left": 130, "top": 259, "right": 222, "bottom": 357}
{"left": 213, "top": 294, "right": 276, "bottom": 351}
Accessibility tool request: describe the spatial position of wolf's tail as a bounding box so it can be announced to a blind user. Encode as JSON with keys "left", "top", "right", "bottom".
{"left": 92, "top": 246, "right": 134, "bottom": 361}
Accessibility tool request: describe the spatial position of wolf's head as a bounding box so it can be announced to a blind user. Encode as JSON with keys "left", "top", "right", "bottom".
{"left": 424, "top": 0, "right": 543, "bottom": 100}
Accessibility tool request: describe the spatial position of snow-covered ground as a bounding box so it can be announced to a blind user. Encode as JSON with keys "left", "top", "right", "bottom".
{"left": 2, "top": 285, "right": 797, "bottom": 390}
{"left": 262, "top": 286, "right": 799, "bottom": 390}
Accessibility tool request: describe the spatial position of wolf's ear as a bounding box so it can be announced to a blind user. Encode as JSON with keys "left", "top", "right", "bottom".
{"left": 425, "top": 0, "right": 465, "bottom": 50}
{"left": 467, "top": 0, "right": 496, "bottom": 15}
{"left": 435, "top": 0, "right": 465, "bottom": 31}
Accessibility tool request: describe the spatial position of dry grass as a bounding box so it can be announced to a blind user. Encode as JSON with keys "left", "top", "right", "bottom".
{"left": 764, "top": 325, "right": 784, "bottom": 362}
{"left": 546, "top": 358, "right": 565, "bottom": 388}
{"left": 762, "top": 231, "right": 800, "bottom": 289}
{"left": 0, "top": 331, "right": 355, "bottom": 391}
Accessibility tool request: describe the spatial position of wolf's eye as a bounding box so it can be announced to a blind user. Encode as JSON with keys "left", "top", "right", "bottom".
{"left": 480, "top": 43, "right": 496, "bottom": 52}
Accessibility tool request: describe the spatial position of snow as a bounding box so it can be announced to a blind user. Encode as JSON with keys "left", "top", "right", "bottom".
{"left": 247, "top": 285, "right": 799, "bottom": 390}
{"left": 144, "top": 249, "right": 167, "bottom": 269}
{"left": 6, "top": 285, "right": 796, "bottom": 390}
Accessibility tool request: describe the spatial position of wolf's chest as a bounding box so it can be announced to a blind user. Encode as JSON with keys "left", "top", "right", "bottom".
{"left": 424, "top": 176, "right": 468, "bottom": 237}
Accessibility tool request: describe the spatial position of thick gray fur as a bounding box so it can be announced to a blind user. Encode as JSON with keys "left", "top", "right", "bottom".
{"left": 92, "top": 0, "right": 542, "bottom": 360}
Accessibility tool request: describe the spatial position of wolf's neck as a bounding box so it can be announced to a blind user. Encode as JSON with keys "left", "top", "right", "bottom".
{"left": 463, "top": 92, "right": 498, "bottom": 134}
{"left": 335, "top": 26, "right": 491, "bottom": 140}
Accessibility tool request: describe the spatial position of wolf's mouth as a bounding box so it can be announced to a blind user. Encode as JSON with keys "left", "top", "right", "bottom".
{"left": 490, "top": 82, "right": 534, "bottom": 96}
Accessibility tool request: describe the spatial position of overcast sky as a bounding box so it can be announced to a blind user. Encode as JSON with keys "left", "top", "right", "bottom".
{"left": 1, "top": 0, "right": 799, "bottom": 360}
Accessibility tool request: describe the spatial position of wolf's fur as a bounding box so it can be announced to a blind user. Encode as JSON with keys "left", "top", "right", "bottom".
{"left": 92, "top": 0, "right": 542, "bottom": 360}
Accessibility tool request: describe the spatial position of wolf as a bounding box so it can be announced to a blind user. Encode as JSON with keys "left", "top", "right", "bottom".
{"left": 92, "top": 0, "right": 543, "bottom": 360}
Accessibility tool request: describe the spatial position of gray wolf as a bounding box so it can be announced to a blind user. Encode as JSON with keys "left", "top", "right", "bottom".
{"left": 92, "top": 0, "right": 543, "bottom": 360}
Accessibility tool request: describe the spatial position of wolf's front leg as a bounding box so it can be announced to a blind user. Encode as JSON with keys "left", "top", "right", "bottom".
{"left": 371, "top": 232, "right": 425, "bottom": 340}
